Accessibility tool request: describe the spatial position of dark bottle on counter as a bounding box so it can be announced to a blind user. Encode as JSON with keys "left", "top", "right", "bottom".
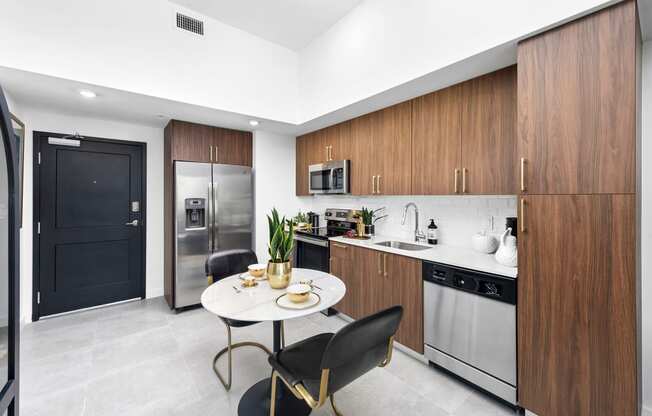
{"left": 427, "top": 219, "right": 438, "bottom": 245}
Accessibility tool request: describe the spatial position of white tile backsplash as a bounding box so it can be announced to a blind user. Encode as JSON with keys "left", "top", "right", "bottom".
{"left": 299, "top": 195, "right": 517, "bottom": 249}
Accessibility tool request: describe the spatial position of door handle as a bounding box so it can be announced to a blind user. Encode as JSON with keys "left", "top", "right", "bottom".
{"left": 377, "top": 176, "right": 382, "bottom": 194}
{"left": 520, "top": 157, "right": 526, "bottom": 192}
{"left": 520, "top": 198, "right": 526, "bottom": 233}
{"left": 383, "top": 254, "right": 388, "bottom": 277}
{"left": 377, "top": 253, "right": 382, "bottom": 275}
{"left": 209, "top": 145, "right": 213, "bottom": 162}
{"left": 125, "top": 219, "right": 139, "bottom": 227}
{"left": 372, "top": 175, "right": 377, "bottom": 194}
{"left": 462, "top": 168, "right": 468, "bottom": 193}
{"left": 454, "top": 169, "right": 460, "bottom": 193}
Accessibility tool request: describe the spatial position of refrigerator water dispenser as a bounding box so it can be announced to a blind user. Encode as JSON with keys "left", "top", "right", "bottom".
{"left": 185, "top": 198, "right": 206, "bottom": 229}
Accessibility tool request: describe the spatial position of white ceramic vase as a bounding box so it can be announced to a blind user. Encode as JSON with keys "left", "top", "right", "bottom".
{"left": 495, "top": 228, "right": 518, "bottom": 268}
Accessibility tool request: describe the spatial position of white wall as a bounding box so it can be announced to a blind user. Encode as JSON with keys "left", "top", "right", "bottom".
{"left": 14, "top": 109, "right": 164, "bottom": 323}
{"left": 298, "top": 0, "right": 614, "bottom": 122}
{"left": 641, "top": 40, "right": 652, "bottom": 416}
{"left": 0, "top": 0, "right": 299, "bottom": 124}
{"left": 299, "top": 195, "right": 516, "bottom": 249}
{"left": 252, "top": 131, "right": 305, "bottom": 262}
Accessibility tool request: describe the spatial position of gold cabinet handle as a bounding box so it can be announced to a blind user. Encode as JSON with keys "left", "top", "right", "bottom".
{"left": 520, "top": 198, "right": 526, "bottom": 233}
{"left": 214, "top": 146, "right": 218, "bottom": 162}
{"left": 332, "top": 243, "right": 348, "bottom": 249}
{"left": 377, "top": 253, "right": 382, "bottom": 275}
{"left": 520, "top": 157, "right": 526, "bottom": 192}
{"left": 209, "top": 145, "right": 213, "bottom": 162}
{"left": 372, "top": 175, "right": 377, "bottom": 194}
{"left": 383, "top": 254, "right": 388, "bottom": 277}
{"left": 454, "top": 168, "right": 460, "bottom": 193}
{"left": 377, "top": 176, "right": 382, "bottom": 194}
{"left": 329, "top": 146, "right": 333, "bottom": 161}
{"left": 462, "top": 168, "right": 468, "bottom": 193}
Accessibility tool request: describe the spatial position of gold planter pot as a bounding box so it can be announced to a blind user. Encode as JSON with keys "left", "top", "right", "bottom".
{"left": 267, "top": 261, "right": 292, "bottom": 289}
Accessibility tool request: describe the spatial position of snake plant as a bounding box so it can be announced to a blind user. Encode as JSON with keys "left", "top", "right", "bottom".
{"left": 267, "top": 208, "right": 295, "bottom": 263}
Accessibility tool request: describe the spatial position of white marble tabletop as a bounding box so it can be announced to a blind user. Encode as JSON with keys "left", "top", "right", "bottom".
{"left": 200, "top": 268, "right": 346, "bottom": 322}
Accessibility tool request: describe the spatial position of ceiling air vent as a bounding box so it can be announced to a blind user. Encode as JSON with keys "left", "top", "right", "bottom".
{"left": 176, "top": 13, "right": 204, "bottom": 36}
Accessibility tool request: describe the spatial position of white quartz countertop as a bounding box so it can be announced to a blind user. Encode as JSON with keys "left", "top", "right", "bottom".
{"left": 329, "top": 234, "right": 517, "bottom": 278}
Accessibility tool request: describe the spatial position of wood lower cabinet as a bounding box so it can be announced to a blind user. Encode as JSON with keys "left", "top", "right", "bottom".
{"left": 461, "top": 66, "right": 517, "bottom": 194}
{"left": 517, "top": 1, "right": 637, "bottom": 195}
{"left": 518, "top": 194, "right": 636, "bottom": 416}
{"left": 331, "top": 243, "right": 423, "bottom": 354}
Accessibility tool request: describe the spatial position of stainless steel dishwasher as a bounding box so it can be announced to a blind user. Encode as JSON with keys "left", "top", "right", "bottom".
{"left": 423, "top": 261, "right": 517, "bottom": 404}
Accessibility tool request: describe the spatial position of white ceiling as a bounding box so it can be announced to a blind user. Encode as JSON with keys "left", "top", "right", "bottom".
{"left": 0, "top": 67, "right": 297, "bottom": 134}
{"left": 169, "top": 0, "right": 363, "bottom": 50}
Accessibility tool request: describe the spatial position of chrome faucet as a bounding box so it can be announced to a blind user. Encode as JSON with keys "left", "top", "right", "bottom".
{"left": 402, "top": 202, "right": 426, "bottom": 243}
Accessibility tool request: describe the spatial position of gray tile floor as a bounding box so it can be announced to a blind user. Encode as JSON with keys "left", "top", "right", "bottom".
{"left": 20, "top": 297, "right": 517, "bottom": 416}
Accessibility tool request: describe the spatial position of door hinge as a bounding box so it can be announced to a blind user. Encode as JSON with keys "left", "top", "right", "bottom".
{"left": 37, "top": 291, "right": 41, "bottom": 304}
{"left": 38, "top": 152, "right": 41, "bottom": 165}
{"left": 37, "top": 222, "right": 41, "bottom": 234}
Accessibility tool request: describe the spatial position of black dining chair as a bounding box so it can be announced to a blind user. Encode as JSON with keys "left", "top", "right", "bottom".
{"left": 267, "top": 305, "right": 403, "bottom": 416}
{"left": 206, "top": 250, "right": 284, "bottom": 391}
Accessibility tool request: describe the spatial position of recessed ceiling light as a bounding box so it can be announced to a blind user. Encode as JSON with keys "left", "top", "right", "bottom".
{"left": 249, "top": 120, "right": 259, "bottom": 127}
{"left": 79, "top": 90, "right": 97, "bottom": 99}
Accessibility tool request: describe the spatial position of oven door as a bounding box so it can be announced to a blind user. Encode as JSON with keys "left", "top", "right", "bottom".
{"left": 294, "top": 235, "right": 330, "bottom": 272}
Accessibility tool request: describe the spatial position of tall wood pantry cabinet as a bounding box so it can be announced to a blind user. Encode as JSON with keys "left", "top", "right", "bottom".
{"left": 516, "top": 2, "right": 640, "bottom": 415}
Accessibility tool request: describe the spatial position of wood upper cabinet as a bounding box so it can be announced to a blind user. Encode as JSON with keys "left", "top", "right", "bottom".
{"left": 518, "top": 194, "right": 636, "bottom": 416}
{"left": 322, "top": 121, "right": 352, "bottom": 162}
{"left": 517, "top": 1, "right": 636, "bottom": 195}
{"left": 352, "top": 102, "right": 412, "bottom": 195}
{"left": 461, "top": 66, "right": 517, "bottom": 195}
{"left": 165, "top": 120, "right": 252, "bottom": 166}
{"left": 411, "top": 85, "right": 461, "bottom": 195}
{"left": 214, "top": 128, "right": 252, "bottom": 166}
{"left": 166, "top": 120, "right": 213, "bottom": 163}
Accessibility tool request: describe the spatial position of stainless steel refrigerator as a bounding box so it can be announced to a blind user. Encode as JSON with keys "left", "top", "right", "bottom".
{"left": 174, "top": 161, "right": 253, "bottom": 308}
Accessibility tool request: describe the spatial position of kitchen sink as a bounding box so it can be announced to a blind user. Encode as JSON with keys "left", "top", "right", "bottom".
{"left": 374, "top": 241, "right": 432, "bottom": 251}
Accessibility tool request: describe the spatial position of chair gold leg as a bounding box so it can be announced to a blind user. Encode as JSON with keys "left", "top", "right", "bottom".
{"left": 330, "top": 394, "right": 343, "bottom": 416}
{"left": 213, "top": 322, "right": 272, "bottom": 391}
{"left": 270, "top": 371, "right": 278, "bottom": 416}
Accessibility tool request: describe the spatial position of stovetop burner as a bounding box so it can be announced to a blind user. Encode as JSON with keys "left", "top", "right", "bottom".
{"left": 295, "top": 227, "right": 347, "bottom": 240}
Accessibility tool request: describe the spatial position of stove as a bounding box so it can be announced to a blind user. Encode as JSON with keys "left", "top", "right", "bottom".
{"left": 295, "top": 208, "right": 358, "bottom": 240}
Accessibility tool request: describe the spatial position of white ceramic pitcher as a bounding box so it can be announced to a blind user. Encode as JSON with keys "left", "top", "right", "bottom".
{"left": 495, "top": 227, "right": 518, "bottom": 268}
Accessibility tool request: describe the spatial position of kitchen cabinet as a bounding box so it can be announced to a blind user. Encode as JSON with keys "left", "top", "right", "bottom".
{"left": 518, "top": 194, "right": 636, "bottom": 416}
{"left": 329, "top": 241, "right": 356, "bottom": 317}
{"left": 295, "top": 134, "right": 311, "bottom": 196}
{"left": 214, "top": 128, "right": 252, "bottom": 166}
{"left": 321, "top": 121, "right": 352, "bottom": 162}
{"left": 333, "top": 243, "right": 423, "bottom": 353}
{"left": 411, "top": 85, "right": 461, "bottom": 195}
{"left": 166, "top": 120, "right": 213, "bottom": 163}
{"left": 517, "top": 2, "right": 636, "bottom": 195}
{"left": 165, "top": 120, "right": 253, "bottom": 166}
{"left": 351, "top": 102, "right": 412, "bottom": 195}
{"left": 461, "top": 66, "right": 517, "bottom": 194}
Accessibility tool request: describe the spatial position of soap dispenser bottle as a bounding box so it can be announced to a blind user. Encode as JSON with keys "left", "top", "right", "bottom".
{"left": 427, "top": 219, "right": 438, "bottom": 245}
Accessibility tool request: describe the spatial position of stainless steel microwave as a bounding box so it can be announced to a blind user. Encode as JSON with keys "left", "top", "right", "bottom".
{"left": 308, "top": 160, "right": 350, "bottom": 194}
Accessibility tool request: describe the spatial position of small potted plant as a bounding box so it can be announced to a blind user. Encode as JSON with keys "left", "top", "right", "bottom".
{"left": 360, "top": 207, "right": 386, "bottom": 236}
{"left": 292, "top": 211, "right": 309, "bottom": 230}
{"left": 267, "top": 208, "right": 294, "bottom": 289}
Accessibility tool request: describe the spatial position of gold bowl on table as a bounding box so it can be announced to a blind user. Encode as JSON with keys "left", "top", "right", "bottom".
{"left": 286, "top": 284, "right": 312, "bottom": 303}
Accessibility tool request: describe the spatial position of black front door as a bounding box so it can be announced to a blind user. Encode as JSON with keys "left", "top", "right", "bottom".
{"left": 35, "top": 132, "right": 145, "bottom": 318}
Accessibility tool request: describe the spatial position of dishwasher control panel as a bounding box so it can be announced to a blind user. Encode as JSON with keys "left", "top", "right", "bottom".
{"left": 423, "top": 261, "right": 516, "bottom": 305}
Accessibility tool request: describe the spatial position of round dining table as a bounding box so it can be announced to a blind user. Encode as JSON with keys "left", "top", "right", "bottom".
{"left": 201, "top": 267, "right": 346, "bottom": 416}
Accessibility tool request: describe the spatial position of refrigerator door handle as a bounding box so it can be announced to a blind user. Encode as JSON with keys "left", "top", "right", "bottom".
{"left": 212, "top": 181, "right": 218, "bottom": 252}
{"left": 207, "top": 182, "right": 214, "bottom": 253}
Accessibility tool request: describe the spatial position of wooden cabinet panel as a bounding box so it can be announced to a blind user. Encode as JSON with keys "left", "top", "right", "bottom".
{"left": 461, "top": 66, "right": 517, "bottom": 195}
{"left": 214, "top": 128, "right": 252, "bottom": 166}
{"left": 376, "top": 102, "right": 412, "bottom": 195}
{"left": 387, "top": 254, "right": 423, "bottom": 353}
{"left": 330, "top": 242, "right": 355, "bottom": 317}
{"left": 168, "top": 120, "right": 212, "bottom": 163}
{"left": 518, "top": 194, "right": 636, "bottom": 416}
{"left": 295, "top": 135, "right": 311, "bottom": 196}
{"left": 517, "top": 1, "right": 636, "bottom": 194}
{"left": 323, "top": 121, "right": 352, "bottom": 161}
{"left": 411, "top": 85, "right": 461, "bottom": 195}
{"left": 351, "top": 113, "right": 376, "bottom": 195}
